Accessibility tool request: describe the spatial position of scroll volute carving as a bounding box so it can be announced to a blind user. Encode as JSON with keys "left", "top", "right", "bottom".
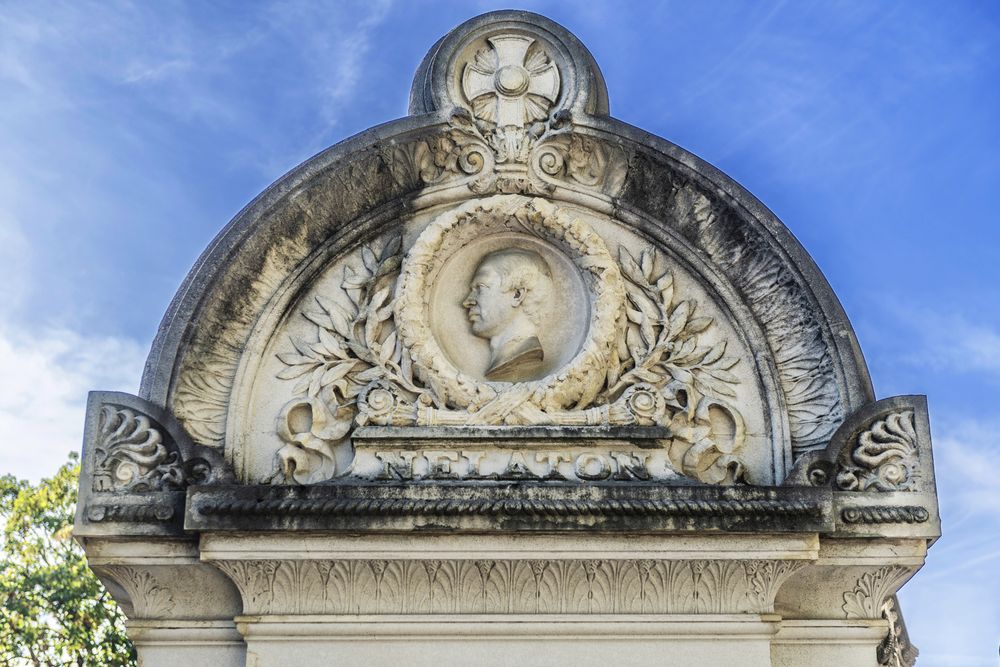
{"left": 785, "top": 396, "right": 933, "bottom": 494}
{"left": 75, "top": 391, "right": 234, "bottom": 536}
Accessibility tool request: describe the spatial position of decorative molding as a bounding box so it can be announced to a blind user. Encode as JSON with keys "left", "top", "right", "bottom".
{"left": 878, "top": 594, "right": 919, "bottom": 667}
{"left": 92, "top": 406, "right": 184, "bottom": 492}
{"left": 213, "top": 558, "right": 805, "bottom": 616}
{"left": 462, "top": 35, "right": 560, "bottom": 127}
{"left": 193, "top": 494, "right": 821, "bottom": 521}
{"left": 383, "top": 108, "right": 628, "bottom": 199}
{"left": 275, "top": 196, "right": 747, "bottom": 485}
{"left": 102, "top": 566, "right": 175, "bottom": 618}
{"left": 841, "top": 506, "right": 928, "bottom": 524}
{"left": 91, "top": 402, "right": 227, "bottom": 493}
{"left": 842, "top": 566, "right": 910, "bottom": 619}
{"left": 77, "top": 393, "right": 235, "bottom": 536}
{"left": 836, "top": 411, "right": 918, "bottom": 492}
{"left": 86, "top": 502, "right": 175, "bottom": 523}
{"left": 678, "top": 189, "right": 844, "bottom": 455}
{"left": 172, "top": 353, "right": 235, "bottom": 447}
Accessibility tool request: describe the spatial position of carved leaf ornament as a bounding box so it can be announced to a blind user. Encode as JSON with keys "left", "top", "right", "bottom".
{"left": 215, "top": 558, "right": 803, "bottom": 616}
{"left": 274, "top": 195, "right": 746, "bottom": 485}
{"left": 92, "top": 404, "right": 221, "bottom": 492}
{"left": 837, "top": 411, "right": 918, "bottom": 492}
{"left": 93, "top": 406, "right": 184, "bottom": 492}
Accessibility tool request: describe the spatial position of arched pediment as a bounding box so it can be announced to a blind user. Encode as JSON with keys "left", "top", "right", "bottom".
{"left": 140, "top": 11, "right": 873, "bottom": 487}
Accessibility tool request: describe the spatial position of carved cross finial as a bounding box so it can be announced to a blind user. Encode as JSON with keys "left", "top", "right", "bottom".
{"left": 462, "top": 35, "right": 560, "bottom": 127}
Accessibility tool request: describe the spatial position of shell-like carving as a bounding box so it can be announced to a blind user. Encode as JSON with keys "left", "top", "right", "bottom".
{"left": 93, "top": 406, "right": 183, "bottom": 492}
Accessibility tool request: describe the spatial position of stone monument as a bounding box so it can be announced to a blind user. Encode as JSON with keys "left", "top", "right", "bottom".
{"left": 75, "top": 11, "right": 937, "bottom": 666}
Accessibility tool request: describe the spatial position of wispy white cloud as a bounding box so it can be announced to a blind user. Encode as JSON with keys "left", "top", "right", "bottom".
{"left": 659, "top": 1, "right": 997, "bottom": 181}
{"left": 896, "top": 308, "right": 1000, "bottom": 380}
{"left": 900, "top": 412, "right": 1000, "bottom": 665}
{"left": 0, "top": 327, "right": 146, "bottom": 482}
{"left": 935, "top": 419, "right": 1000, "bottom": 515}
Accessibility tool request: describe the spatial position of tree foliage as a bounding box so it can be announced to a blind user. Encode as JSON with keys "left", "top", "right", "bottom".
{"left": 1, "top": 454, "right": 135, "bottom": 666}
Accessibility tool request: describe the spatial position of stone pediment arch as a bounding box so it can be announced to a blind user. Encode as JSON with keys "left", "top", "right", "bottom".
{"left": 139, "top": 11, "right": 871, "bottom": 486}
{"left": 78, "top": 11, "right": 935, "bottom": 666}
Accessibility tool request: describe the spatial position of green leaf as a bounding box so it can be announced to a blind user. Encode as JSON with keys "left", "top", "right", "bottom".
{"left": 0, "top": 457, "right": 136, "bottom": 665}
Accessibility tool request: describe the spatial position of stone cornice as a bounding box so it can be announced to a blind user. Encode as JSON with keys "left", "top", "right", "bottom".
{"left": 185, "top": 482, "right": 831, "bottom": 533}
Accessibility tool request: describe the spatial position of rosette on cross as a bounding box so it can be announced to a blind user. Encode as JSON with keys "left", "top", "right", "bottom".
{"left": 462, "top": 35, "right": 561, "bottom": 127}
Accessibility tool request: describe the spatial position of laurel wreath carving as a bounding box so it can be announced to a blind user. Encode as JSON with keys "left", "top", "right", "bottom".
{"left": 606, "top": 245, "right": 741, "bottom": 401}
{"left": 275, "top": 198, "right": 746, "bottom": 485}
{"left": 272, "top": 235, "right": 420, "bottom": 483}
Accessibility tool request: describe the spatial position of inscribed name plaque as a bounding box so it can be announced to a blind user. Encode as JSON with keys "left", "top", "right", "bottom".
{"left": 75, "top": 11, "right": 936, "bottom": 667}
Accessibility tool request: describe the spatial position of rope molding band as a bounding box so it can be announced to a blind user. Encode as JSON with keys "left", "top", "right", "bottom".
{"left": 193, "top": 495, "right": 823, "bottom": 519}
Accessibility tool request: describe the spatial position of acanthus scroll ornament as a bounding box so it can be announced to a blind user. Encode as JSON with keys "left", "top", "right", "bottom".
{"left": 842, "top": 565, "right": 911, "bottom": 619}
{"left": 101, "top": 566, "right": 175, "bottom": 618}
{"left": 836, "top": 411, "right": 918, "bottom": 492}
{"left": 91, "top": 404, "right": 224, "bottom": 492}
{"left": 93, "top": 406, "right": 184, "bottom": 492}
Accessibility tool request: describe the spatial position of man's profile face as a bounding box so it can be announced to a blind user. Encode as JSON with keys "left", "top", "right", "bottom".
{"left": 463, "top": 260, "right": 518, "bottom": 339}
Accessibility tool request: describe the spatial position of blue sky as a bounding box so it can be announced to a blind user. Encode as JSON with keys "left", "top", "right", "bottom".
{"left": 1, "top": 1, "right": 997, "bottom": 663}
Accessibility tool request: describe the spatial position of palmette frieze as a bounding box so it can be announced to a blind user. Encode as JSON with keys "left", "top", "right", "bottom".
{"left": 213, "top": 558, "right": 805, "bottom": 616}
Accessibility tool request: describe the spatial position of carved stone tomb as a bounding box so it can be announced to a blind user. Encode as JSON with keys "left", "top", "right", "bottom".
{"left": 76, "top": 11, "right": 936, "bottom": 667}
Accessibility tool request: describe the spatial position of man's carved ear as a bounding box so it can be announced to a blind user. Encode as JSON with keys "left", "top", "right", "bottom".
{"left": 512, "top": 287, "right": 526, "bottom": 307}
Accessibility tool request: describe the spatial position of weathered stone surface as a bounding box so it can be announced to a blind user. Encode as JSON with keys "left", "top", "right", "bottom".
{"left": 76, "top": 9, "right": 935, "bottom": 666}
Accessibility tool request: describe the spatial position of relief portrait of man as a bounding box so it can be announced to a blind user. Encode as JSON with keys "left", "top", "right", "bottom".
{"left": 462, "top": 248, "right": 553, "bottom": 381}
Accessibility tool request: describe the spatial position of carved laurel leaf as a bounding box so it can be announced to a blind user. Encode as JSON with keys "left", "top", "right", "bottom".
{"left": 379, "top": 330, "right": 397, "bottom": 365}
{"left": 315, "top": 295, "right": 354, "bottom": 339}
{"left": 618, "top": 247, "right": 645, "bottom": 285}
{"left": 276, "top": 362, "right": 320, "bottom": 380}
{"left": 701, "top": 340, "right": 727, "bottom": 365}
{"left": 276, "top": 352, "right": 315, "bottom": 366}
{"left": 685, "top": 316, "right": 713, "bottom": 335}
{"left": 276, "top": 234, "right": 423, "bottom": 483}
{"left": 362, "top": 246, "right": 378, "bottom": 273}
{"left": 317, "top": 327, "right": 350, "bottom": 359}
{"left": 666, "top": 301, "right": 691, "bottom": 340}
{"left": 342, "top": 265, "right": 368, "bottom": 290}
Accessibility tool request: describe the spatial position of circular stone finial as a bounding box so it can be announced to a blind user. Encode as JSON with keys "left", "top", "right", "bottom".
{"left": 409, "top": 10, "right": 610, "bottom": 121}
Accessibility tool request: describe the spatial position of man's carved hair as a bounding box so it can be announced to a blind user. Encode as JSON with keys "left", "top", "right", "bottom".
{"left": 481, "top": 249, "right": 553, "bottom": 324}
